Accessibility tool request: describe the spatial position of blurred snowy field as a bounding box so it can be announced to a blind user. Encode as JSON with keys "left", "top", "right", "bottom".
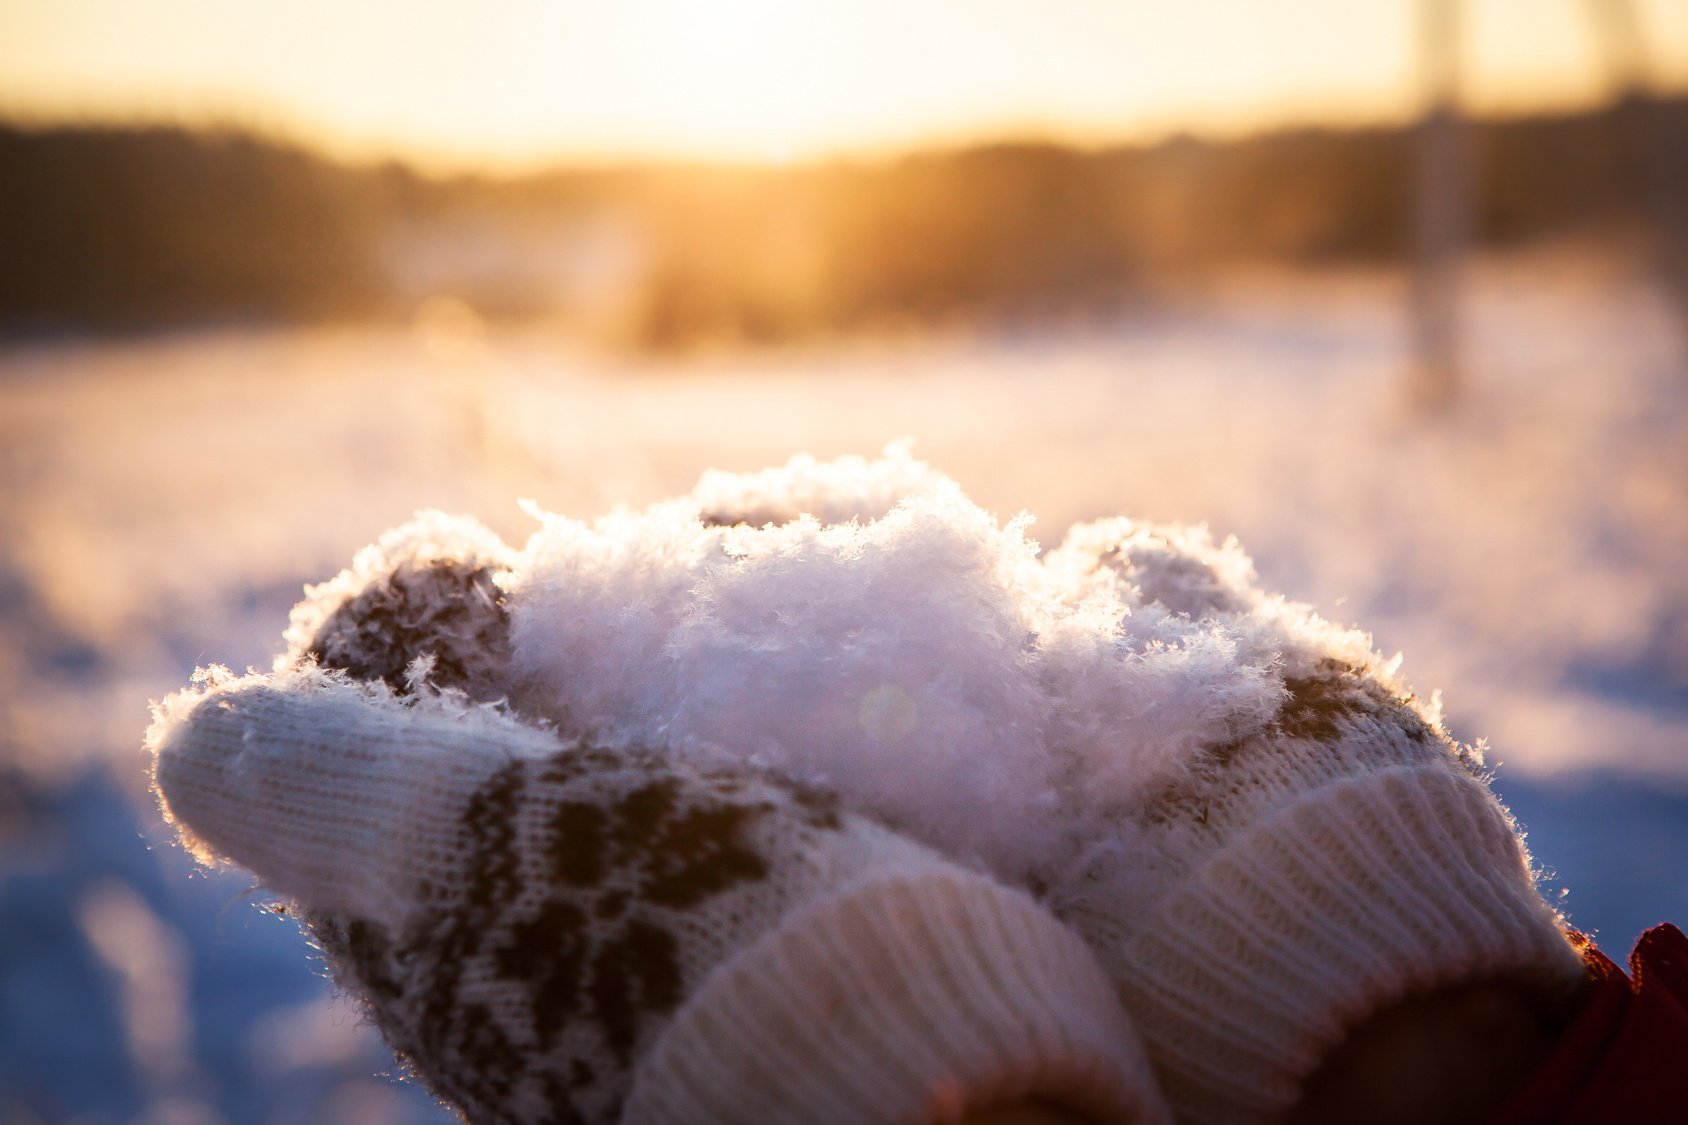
{"left": 3, "top": 249, "right": 1686, "bottom": 1122}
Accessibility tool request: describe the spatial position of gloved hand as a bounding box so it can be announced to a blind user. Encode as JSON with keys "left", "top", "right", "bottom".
{"left": 148, "top": 497, "right": 1168, "bottom": 1125}
{"left": 1030, "top": 517, "right": 1590, "bottom": 1122}
{"left": 150, "top": 448, "right": 1591, "bottom": 1124}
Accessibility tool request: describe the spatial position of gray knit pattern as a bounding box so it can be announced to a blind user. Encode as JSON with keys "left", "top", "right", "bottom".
{"left": 307, "top": 740, "right": 846, "bottom": 1123}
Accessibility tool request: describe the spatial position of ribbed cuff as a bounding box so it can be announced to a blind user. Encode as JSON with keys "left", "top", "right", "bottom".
{"left": 626, "top": 867, "right": 1170, "bottom": 1125}
{"left": 1116, "top": 766, "right": 1586, "bottom": 1123}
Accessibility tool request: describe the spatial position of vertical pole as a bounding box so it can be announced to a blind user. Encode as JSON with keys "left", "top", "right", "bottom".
{"left": 1584, "top": 0, "right": 1646, "bottom": 79}
{"left": 1412, "top": 0, "right": 1469, "bottom": 412}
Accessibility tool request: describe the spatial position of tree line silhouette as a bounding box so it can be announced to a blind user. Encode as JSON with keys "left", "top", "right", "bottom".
{"left": 0, "top": 99, "right": 1679, "bottom": 347}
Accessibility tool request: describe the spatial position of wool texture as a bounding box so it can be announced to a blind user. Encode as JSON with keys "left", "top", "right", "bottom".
{"left": 151, "top": 666, "right": 1165, "bottom": 1123}
{"left": 152, "top": 447, "right": 1586, "bottom": 1123}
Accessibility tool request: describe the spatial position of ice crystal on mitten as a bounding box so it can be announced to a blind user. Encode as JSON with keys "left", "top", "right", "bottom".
{"left": 276, "top": 449, "right": 1319, "bottom": 885}
{"left": 281, "top": 509, "right": 516, "bottom": 701}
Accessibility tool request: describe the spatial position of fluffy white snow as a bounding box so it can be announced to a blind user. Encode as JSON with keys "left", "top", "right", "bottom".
{"left": 493, "top": 449, "right": 1405, "bottom": 875}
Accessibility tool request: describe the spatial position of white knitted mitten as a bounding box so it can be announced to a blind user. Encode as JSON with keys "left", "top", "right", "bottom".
{"left": 1032, "top": 518, "right": 1589, "bottom": 1122}
{"left": 148, "top": 510, "right": 1169, "bottom": 1125}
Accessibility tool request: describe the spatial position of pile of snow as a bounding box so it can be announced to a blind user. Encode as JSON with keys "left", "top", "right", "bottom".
{"left": 278, "top": 448, "right": 1416, "bottom": 884}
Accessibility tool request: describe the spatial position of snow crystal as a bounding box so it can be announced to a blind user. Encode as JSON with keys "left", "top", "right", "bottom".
{"left": 456, "top": 449, "right": 1419, "bottom": 882}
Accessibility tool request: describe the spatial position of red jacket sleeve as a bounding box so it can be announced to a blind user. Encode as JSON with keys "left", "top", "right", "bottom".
{"left": 1488, "top": 924, "right": 1688, "bottom": 1123}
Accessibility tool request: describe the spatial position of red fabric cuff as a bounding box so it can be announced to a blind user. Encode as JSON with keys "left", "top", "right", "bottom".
{"left": 1487, "top": 924, "right": 1688, "bottom": 1124}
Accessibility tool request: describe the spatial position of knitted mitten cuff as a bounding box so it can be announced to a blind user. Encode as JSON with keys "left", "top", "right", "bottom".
{"left": 628, "top": 867, "right": 1167, "bottom": 1124}
{"left": 1113, "top": 765, "right": 1586, "bottom": 1123}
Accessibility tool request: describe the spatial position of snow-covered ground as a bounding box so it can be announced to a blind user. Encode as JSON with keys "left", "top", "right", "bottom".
{"left": 3, "top": 249, "right": 1686, "bottom": 1121}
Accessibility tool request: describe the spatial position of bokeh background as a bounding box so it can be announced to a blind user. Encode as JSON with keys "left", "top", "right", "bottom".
{"left": 2, "top": 2, "right": 1687, "bottom": 1121}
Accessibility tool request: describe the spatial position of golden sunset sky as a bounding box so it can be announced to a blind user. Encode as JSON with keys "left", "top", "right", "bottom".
{"left": 3, "top": 0, "right": 1686, "bottom": 169}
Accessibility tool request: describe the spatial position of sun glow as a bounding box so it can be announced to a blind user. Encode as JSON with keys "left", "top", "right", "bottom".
{"left": 1, "top": 0, "right": 1685, "bottom": 169}
{"left": 611, "top": 0, "right": 846, "bottom": 163}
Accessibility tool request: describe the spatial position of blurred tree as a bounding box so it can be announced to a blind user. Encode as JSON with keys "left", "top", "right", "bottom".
{"left": 0, "top": 126, "right": 386, "bottom": 333}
